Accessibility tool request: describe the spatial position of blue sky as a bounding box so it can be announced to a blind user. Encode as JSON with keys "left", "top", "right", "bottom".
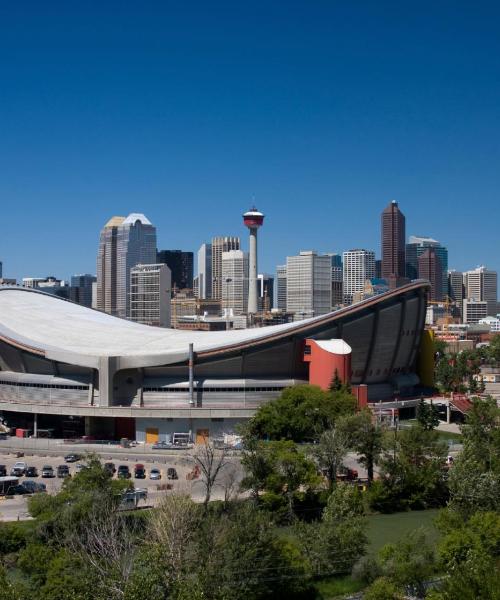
{"left": 1, "top": 1, "right": 499, "bottom": 287}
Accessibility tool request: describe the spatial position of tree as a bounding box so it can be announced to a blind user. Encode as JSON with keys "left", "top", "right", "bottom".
{"left": 312, "top": 419, "right": 351, "bottom": 487}
{"left": 241, "top": 440, "right": 319, "bottom": 520}
{"left": 433, "top": 511, "right": 500, "bottom": 599}
{"left": 191, "top": 438, "right": 230, "bottom": 509}
{"left": 346, "top": 409, "right": 384, "bottom": 484}
{"left": 294, "top": 484, "right": 367, "bottom": 577}
{"left": 376, "top": 530, "right": 436, "bottom": 597}
{"left": 416, "top": 398, "right": 440, "bottom": 430}
{"left": 369, "top": 425, "right": 448, "bottom": 512}
{"left": 363, "top": 577, "right": 404, "bottom": 600}
{"left": 447, "top": 457, "right": 500, "bottom": 516}
{"left": 247, "top": 384, "right": 357, "bottom": 442}
{"left": 460, "top": 396, "right": 500, "bottom": 472}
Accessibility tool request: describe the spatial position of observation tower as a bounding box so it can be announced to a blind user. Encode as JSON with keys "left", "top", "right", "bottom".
{"left": 243, "top": 207, "right": 264, "bottom": 315}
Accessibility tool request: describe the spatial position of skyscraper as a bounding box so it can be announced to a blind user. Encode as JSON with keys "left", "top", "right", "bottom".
{"left": 463, "top": 266, "right": 498, "bottom": 316}
{"left": 381, "top": 200, "right": 406, "bottom": 286}
{"left": 343, "top": 249, "right": 376, "bottom": 304}
{"left": 70, "top": 274, "right": 97, "bottom": 307}
{"left": 257, "top": 273, "right": 274, "bottom": 312}
{"left": 448, "top": 270, "right": 464, "bottom": 319}
{"left": 97, "top": 214, "right": 157, "bottom": 318}
{"left": 286, "top": 251, "right": 331, "bottom": 319}
{"left": 221, "top": 250, "right": 248, "bottom": 316}
{"left": 418, "top": 249, "right": 443, "bottom": 301}
{"left": 96, "top": 216, "right": 124, "bottom": 315}
{"left": 196, "top": 243, "right": 212, "bottom": 299}
{"left": 276, "top": 265, "right": 287, "bottom": 311}
{"left": 211, "top": 236, "right": 240, "bottom": 300}
{"left": 406, "top": 235, "right": 448, "bottom": 298}
{"left": 157, "top": 249, "right": 193, "bottom": 291}
{"left": 130, "top": 263, "right": 171, "bottom": 327}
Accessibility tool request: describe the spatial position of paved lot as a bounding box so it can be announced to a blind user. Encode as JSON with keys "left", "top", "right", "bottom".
{"left": 0, "top": 447, "right": 244, "bottom": 521}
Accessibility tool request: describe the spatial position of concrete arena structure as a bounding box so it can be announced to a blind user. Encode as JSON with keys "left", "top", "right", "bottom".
{"left": 0, "top": 282, "right": 429, "bottom": 442}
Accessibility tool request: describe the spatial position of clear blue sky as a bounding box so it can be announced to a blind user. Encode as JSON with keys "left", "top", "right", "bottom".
{"left": 1, "top": 1, "right": 499, "bottom": 287}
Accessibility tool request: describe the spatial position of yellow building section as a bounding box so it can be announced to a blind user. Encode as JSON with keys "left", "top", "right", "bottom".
{"left": 418, "top": 329, "right": 435, "bottom": 387}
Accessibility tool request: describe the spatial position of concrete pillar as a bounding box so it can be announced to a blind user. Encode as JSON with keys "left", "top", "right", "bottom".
{"left": 33, "top": 413, "right": 38, "bottom": 438}
{"left": 248, "top": 227, "right": 258, "bottom": 315}
{"left": 189, "top": 343, "right": 195, "bottom": 406}
{"left": 446, "top": 402, "right": 451, "bottom": 424}
{"left": 98, "top": 356, "right": 118, "bottom": 407}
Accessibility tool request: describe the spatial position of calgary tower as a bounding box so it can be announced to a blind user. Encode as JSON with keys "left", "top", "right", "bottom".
{"left": 243, "top": 206, "right": 265, "bottom": 316}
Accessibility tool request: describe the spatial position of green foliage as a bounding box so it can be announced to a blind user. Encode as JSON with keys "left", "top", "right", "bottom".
{"left": 247, "top": 384, "right": 357, "bottom": 442}
{"left": 460, "top": 395, "right": 500, "bottom": 471}
{"left": 434, "top": 511, "right": 500, "bottom": 599}
{"left": 345, "top": 410, "right": 384, "bottom": 483}
{"left": 434, "top": 349, "right": 483, "bottom": 394}
{"left": 416, "top": 398, "right": 440, "bottom": 430}
{"left": 28, "top": 453, "right": 131, "bottom": 543}
{"left": 241, "top": 439, "right": 320, "bottom": 520}
{"left": 368, "top": 425, "right": 448, "bottom": 512}
{"left": 363, "top": 577, "right": 403, "bottom": 600}
{"left": 294, "top": 485, "right": 367, "bottom": 577}
{"left": 0, "top": 521, "right": 34, "bottom": 555}
{"left": 376, "top": 530, "right": 436, "bottom": 597}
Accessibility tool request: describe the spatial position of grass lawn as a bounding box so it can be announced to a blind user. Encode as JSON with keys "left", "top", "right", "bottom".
{"left": 366, "top": 508, "right": 441, "bottom": 554}
{"left": 314, "top": 509, "right": 441, "bottom": 598}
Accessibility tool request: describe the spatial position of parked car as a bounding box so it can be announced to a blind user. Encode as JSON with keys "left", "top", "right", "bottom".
{"left": 57, "top": 465, "right": 70, "bottom": 478}
{"left": 152, "top": 441, "right": 169, "bottom": 450}
{"left": 20, "top": 480, "right": 46, "bottom": 494}
{"left": 167, "top": 467, "right": 178, "bottom": 480}
{"left": 0, "top": 465, "right": 7, "bottom": 477}
{"left": 64, "top": 453, "right": 81, "bottom": 463}
{"left": 117, "top": 465, "right": 131, "bottom": 479}
{"left": 41, "top": 465, "right": 54, "bottom": 478}
{"left": 75, "top": 463, "right": 87, "bottom": 472}
{"left": 26, "top": 466, "right": 39, "bottom": 478}
{"left": 0, "top": 432, "right": 8, "bottom": 440}
{"left": 104, "top": 462, "right": 116, "bottom": 475}
{"left": 149, "top": 467, "right": 161, "bottom": 480}
{"left": 134, "top": 464, "right": 146, "bottom": 479}
{"left": 10, "top": 461, "right": 27, "bottom": 476}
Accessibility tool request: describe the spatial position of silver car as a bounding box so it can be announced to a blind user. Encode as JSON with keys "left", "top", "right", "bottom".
{"left": 149, "top": 467, "right": 161, "bottom": 480}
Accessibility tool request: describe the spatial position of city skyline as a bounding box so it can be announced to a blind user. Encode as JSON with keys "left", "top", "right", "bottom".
{"left": 1, "top": 3, "right": 499, "bottom": 287}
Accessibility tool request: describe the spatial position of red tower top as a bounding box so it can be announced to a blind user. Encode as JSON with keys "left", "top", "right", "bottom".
{"left": 243, "top": 206, "right": 264, "bottom": 228}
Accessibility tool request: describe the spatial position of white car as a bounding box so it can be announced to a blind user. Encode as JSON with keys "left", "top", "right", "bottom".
{"left": 150, "top": 468, "right": 161, "bottom": 480}
{"left": 10, "top": 461, "right": 27, "bottom": 475}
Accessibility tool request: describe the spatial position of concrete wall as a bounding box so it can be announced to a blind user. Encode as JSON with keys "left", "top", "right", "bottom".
{"left": 135, "top": 417, "right": 243, "bottom": 443}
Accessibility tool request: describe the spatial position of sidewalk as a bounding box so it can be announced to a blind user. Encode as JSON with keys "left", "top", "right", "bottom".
{"left": 435, "top": 422, "right": 461, "bottom": 434}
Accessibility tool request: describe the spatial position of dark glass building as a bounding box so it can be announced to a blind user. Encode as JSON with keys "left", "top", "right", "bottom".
{"left": 157, "top": 250, "right": 194, "bottom": 290}
{"left": 381, "top": 200, "right": 406, "bottom": 286}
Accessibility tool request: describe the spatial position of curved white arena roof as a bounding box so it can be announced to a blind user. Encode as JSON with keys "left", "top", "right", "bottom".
{"left": 0, "top": 282, "right": 429, "bottom": 369}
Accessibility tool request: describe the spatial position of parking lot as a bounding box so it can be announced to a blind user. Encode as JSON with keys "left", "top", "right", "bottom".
{"left": 0, "top": 448, "right": 243, "bottom": 521}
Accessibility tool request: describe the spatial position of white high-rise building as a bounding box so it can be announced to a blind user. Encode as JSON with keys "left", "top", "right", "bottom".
{"left": 463, "top": 266, "right": 497, "bottom": 317}
{"left": 97, "top": 214, "right": 157, "bottom": 318}
{"left": 130, "top": 263, "right": 171, "bottom": 327}
{"left": 211, "top": 237, "right": 240, "bottom": 300}
{"left": 222, "top": 250, "right": 249, "bottom": 316}
{"left": 463, "top": 299, "right": 488, "bottom": 324}
{"left": 343, "top": 249, "right": 376, "bottom": 304}
{"left": 196, "top": 243, "right": 212, "bottom": 299}
{"left": 286, "top": 251, "right": 331, "bottom": 319}
{"left": 276, "top": 265, "right": 287, "bottom": 311}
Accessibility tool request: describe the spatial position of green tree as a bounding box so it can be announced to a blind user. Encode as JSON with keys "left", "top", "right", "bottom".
{"left": 433, "top": 511, "right": 500, "bottom": 599}
{"left": 345, "top": 409, "right": 384, "bottom": 484}
{"left": 312, "top": 418, "right": 351, "bottom": 487}
{"left": 416, "top": 398, "right": 440, "bottom": 430}
{"left": 460, "top": 396, "right": 500, "bottom": 472}
{"left": 369, "top": 425, "right": 448, "bottom": 512}
{"left": 376, "top": 530, "right": 436, "bottom": 597}
{"left": 247, "top": 384, "right": 357, "bottom": 442}
{"left": 363, "top": 577, "right": 404, "bottom": 600}
{"left": 241, "top": 440, "right": 319, "bottom": 520}
{"left": 294, "top": 484, "right": 367, "bottom": 577}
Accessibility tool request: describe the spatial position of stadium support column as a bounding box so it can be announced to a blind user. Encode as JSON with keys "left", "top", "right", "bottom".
{"left": 189, "top": 343, "right": 194, "bottom": 406}
{"left": 33, "top": 413, "right": 37, "bottom": 438}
